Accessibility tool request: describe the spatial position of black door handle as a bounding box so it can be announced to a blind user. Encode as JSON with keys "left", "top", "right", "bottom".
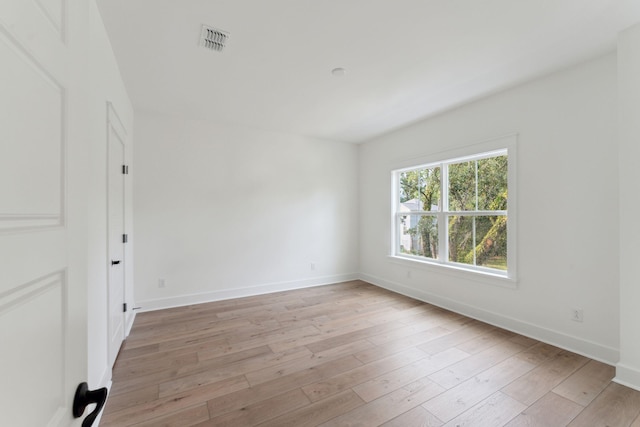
{"left": 111, "top": 260, "right": 121, "bottom": 265}
{"left": 73, "top": 382, "right": 108, "bottom": 427}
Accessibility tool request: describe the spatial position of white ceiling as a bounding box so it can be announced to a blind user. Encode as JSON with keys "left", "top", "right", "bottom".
{"left": 97, "top": 0, "right": 640, "bottom": 143}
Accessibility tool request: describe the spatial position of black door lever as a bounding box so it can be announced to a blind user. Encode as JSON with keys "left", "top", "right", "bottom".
{"left": 111, "top": 260, "right": 121, "bottom": 265}
{"left": 73, "top": 382, "right": 108, "bottom": 427}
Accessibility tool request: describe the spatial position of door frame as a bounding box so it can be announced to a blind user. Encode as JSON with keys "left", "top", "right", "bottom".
{"left": 106, "top": 101, "right": 127, "bottom": 370}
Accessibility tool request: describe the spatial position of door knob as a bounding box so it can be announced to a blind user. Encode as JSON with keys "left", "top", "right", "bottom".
{"left": 73, "top": 382, "right": 108, "bottom": 427}
{"left": 111, "top": 260, "right": 121, "bottom": 265}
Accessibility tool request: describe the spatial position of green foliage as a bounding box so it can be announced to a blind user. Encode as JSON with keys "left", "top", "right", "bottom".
{"left": 478, "top": 156, "right": 508, "bottom": 210}
{"left": 448, "top": 161, "right": 475, "bottom": 210}
{"left": 399, "top": 167, "right": 440, "bottom": 211}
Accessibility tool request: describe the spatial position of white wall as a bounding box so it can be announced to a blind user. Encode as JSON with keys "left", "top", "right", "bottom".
{"left": 87, "top": 0, "right": 134, "bottom": 389}
{"left": 359, "top": 54, "right": 620, "bottom": 363}
{"left": 617, "top": 23, "right": 640, "bottom": 390}
{"left": 133, "top": 112, "right": 359, "bottom": 309}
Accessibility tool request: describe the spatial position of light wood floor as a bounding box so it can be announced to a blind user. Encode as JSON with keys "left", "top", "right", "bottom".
{"left": 101, "top": 281, "right": 640, "bottom": 427}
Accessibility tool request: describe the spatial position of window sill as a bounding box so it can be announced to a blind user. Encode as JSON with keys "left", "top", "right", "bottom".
{"left": 387, "top": 255, "right": 518, "bottom": 289}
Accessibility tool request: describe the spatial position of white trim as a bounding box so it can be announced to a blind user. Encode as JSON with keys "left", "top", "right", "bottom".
{"left": 106, "top": 100, "right": 128, "bottom": 373}
{"left": 136, "top": 273, "right": 360, "bottom": 312}
{"left": 614, "top": 364, "right": 640, "bottom": 392}
{"left": 390, "top": 133, "right": 517, "bottom": 172}
{"left": 387, "top": 255, "right": 515, "bottom": 287}
{"left": 360, "top": 273, "right": 619, "bottom": 365}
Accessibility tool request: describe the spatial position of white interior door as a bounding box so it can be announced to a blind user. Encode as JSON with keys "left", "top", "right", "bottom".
{"left": 0, "top": 1, "right": 89, "bottom": 426}
{"left": 107, "top": 104, "right": 126, "bottom": 369}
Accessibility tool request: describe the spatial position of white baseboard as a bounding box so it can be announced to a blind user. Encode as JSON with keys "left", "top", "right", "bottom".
{"left": 125, "top": 311, "right": 136, "bottom": 337}
{"left": 360, "top": 273, "right": 619, "bottom": 365}
{"left": 135, "top": 273, "right": 360, "bottom": 312}
{"left": 614, "top": 363, "right": 640, "bottom": 392}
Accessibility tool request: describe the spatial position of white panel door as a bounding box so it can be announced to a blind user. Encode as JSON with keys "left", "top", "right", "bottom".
{"left": 0, "top": 0, "right": 89, "bottom": 426}
{"left": 107, "top": 104, "right": 126, "bottom": 369}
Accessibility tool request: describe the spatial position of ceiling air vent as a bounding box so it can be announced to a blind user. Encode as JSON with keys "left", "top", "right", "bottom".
{"left": 200, "top": 25, "right": 229, "bottom": 52}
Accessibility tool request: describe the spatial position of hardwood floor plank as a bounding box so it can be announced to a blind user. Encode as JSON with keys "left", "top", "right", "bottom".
{"left": 508, "top": 335, "right": 540, "bottom": 348}
{"left": 553, "top": 359, "right": 615, "bottom": 406}
{"left": 196, "top": 344, "right": 273, "bottom": 364}
{"left": 314, "top": 339, "right": 375, "bottom": 359}
{"left": 255, "top": 390, "right": 365, "bottom": 427}
{"left": 504, "top": 392, "right": 583, "bottom": 427}
{"left": 206, "top": 355, "right": 363, "bottom": 417}
{"left": 353, "top": 326, "right": 452, "bottom": 364}
{"left": 367, "top": 322, "right": 454, "bottom": 348}
{"left": 276, "top": 301, "right": 366, "bottom": 323}
{"left": 381, "top": 406, "right": 443, "bottom": 427}
{"left": 104, "top": 384, "right": 159, "bottom": 413}
{"left": 442, "top": 391, "right": 526, "bottom": 427}
{"left": 269, "top": 319, "right": 376, "bottom": 353}
{"left": 112, "top": 352, "right": 200, "bottom": 381}
{"left": 513, "top": 342, "right": 563, "bottom": 366}
{"left": 422, "top": 355, "right": 536, "bottom": 422}
{"left": 159, "top": 346, "right": 311, "bottom": 397}
{"left": 417, "top": 321, "right": 495, "bottom": 355}
{"left": 353, "top": 348, "right": 469, "bottom": 402}
{"left": 319, "top": 377, "right": 444, "bottom": 427}
{"left": 102, "top": 376, "right": 249, "bottom": 426}
{"left": 455, "top": 328, "right": 516, "bottom": 355}
{"left": 502, "top": 351, "right": 589, "bottom": 406}
{"left": 301, "top": 347, "right": 428, "bottom": 403}
{"left": 130, "top": 403, "right": 209, "bottom": 427}
{"left": 567, "top": 383, "right": 640, "bottom": 427}
{"left": 115, "top": 346, "right": 208, "bottom": 371}
{"left": 117, "top": 343, "right": 160, "bottom": 360}
{"left": 313, "top": 305, "right": 396, "bottom": 328}
{"left": 206, "top": 388, "right": 310, "bottom": 426}
{"left": 428, "top": 340, "right": 527, "bottom": 389}
{"left": 245, "top": 354, "right": 362, "bottom": 387}
{"left": 305, "top": 320, "right": 408, "bottom": 354}
{"left": 367, "top": 313, "right": 462, "bottom": 346}
{"left": 126, "top": 317, "right": 251, "bottom": 343}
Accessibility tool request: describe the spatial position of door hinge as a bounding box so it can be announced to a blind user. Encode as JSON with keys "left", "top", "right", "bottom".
{"left": 123, "top": 233, "right": 128, "bottom": 243}
{"left": 123, "top": 303, "right": 127, "bottom": 313}
{"left": 122, "top": 165, "right": 129, "bottom": 175}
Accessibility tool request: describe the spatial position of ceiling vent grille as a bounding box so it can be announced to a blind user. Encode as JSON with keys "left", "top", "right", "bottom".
{"left": 200, "top": 25, "right": 229, "bottom": 52}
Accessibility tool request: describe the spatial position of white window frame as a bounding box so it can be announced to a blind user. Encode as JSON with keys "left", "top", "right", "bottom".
{"left": 390, "top": 135, "right": 517, "bottom": 285}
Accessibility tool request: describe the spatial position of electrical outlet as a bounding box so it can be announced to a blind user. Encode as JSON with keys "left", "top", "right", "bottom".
{"left": 311, "top": 262, "right": 316, "bottom": 271}
{"left": 158, "top": 278, "right": 166, "bottom": 288}
{"left": 571, "top": 308, "right": 584, "bottom": 322}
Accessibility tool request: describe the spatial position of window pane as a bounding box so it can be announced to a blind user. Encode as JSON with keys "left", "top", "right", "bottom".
{"left": 398, "top": 171, "right": 419, "bottom": 204}
{"left": 399, "top": 214, "right": 438, "bottom": 258}
{"left": 399, "top": 167, "right": 440, "bottom": 211}
{"left": 419, "top": 167, "right": 441, "bottom": 212}
{"left": 475, "top": 215, "right": 507, "bottom": 270}
{"left": 477, "top": 155, "right": 507, "bottom": 211}
{"left": 448, "top": 161, "right": 476, "bottom": 211}
{"left": 448, "top": 216, "right": 474, "bottom": 265}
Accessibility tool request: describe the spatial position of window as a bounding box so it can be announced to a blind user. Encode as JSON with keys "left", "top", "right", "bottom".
{"left": 393, "top": 147, "right": 512, "bottom": 277}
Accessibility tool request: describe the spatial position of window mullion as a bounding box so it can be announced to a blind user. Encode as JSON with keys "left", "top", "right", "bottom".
{"left": 472, "top": 216, "right": 476, "bottom": 266}
{"left": 473, "top": 160, "right": 478, "bottom": 266}
{"left": 440, "top": 162, "right": 448, "bottom": 263}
